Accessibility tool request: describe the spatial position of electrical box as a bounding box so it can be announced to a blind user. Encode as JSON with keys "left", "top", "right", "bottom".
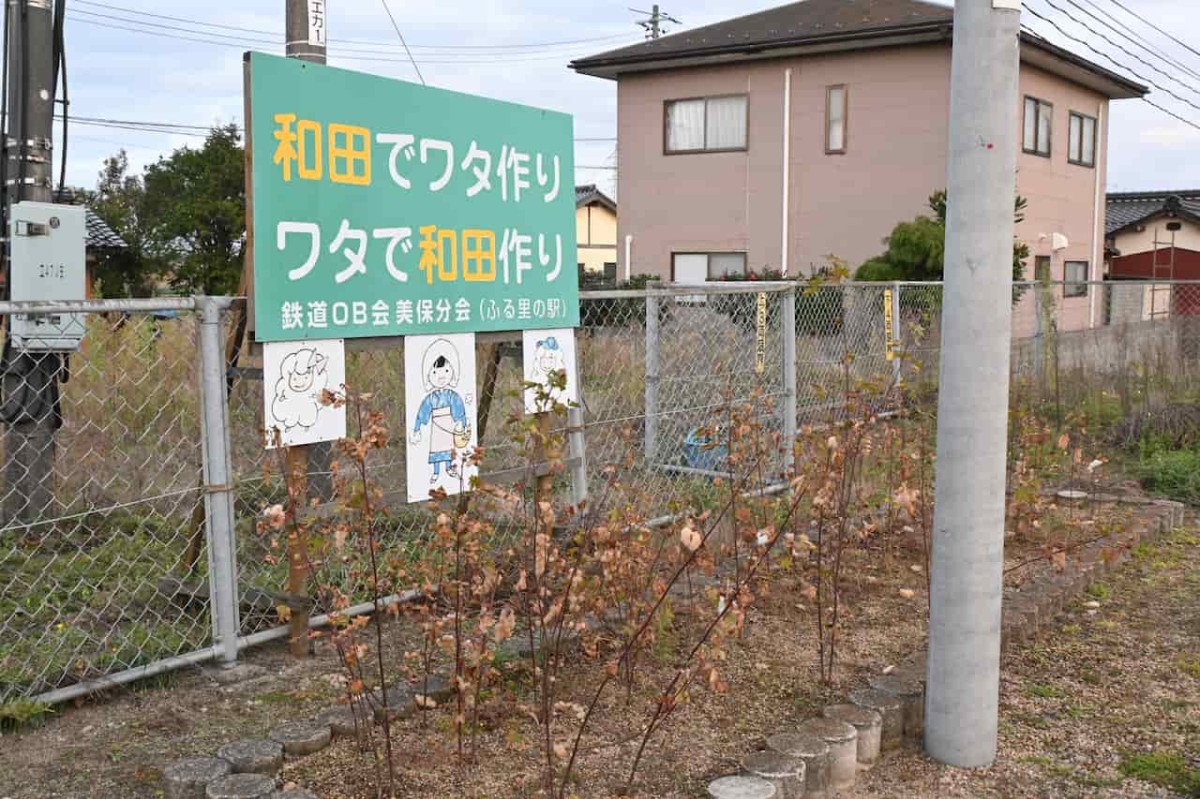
{"left": 9, "top": 201, "right": 87, "bottom": 351}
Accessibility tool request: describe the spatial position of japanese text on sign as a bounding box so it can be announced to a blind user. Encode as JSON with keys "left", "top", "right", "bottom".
{"left": 249, "top": 53, "right": 578, "bottom": 342}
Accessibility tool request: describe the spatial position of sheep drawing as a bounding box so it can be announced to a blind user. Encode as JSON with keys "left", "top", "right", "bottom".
{"left": 271, "top": 347, "right": 330, "bottom": 431}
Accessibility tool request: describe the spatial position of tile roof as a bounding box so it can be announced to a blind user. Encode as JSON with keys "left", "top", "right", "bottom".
{"left": 85, "top": 209, "right": 127, "bottom": 249}
{"left": 1106, "top": 191, "right": 1200, "bottom": 236}
{"left": 575, "top": 184, "right": 616, "bottom": 212}
{"left": 574, "top": 0, "right": 952, "bottom": 69}
{"left": 571, "top": 0, "right": 1145, "bottom": 98}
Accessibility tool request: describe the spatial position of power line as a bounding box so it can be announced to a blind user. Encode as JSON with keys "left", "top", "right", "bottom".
{"left": 1101, "top": 0, "right": 1200, "bottom": 63}
{"left": 1021, "top": 6, "right": 1200, "bottom": 117}
{"left": 1020, "top": 22, "right": 1200, "bottom": 132}
{"left": 72, "top": 0, "right": 632, "bottom": 53}
{"left": 1034, "top": 0, "right": 1200, "bottom": 100}
{"left": 1074, "top": 0, "right": 1200, "bottom": 83}
{"left": 377, "top": 0, "right": 424, "bottom": 85}
{"left": 67, "top": 15, "right": 608, "bottom": 65}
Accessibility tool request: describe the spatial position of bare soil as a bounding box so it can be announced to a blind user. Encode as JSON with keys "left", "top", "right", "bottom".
{"left": 2, "top": 500, "right": 1190, "bottom": 799}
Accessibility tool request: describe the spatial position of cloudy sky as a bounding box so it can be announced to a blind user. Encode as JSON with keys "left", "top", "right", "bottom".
{"left": 60, "top": 0, "right": 1200, "bottom": 196}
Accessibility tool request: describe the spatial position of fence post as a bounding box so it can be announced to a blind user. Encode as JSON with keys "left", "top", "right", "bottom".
{"left": 781, "top": 285, "right": 797, "bottom": 471}
{"left": 567, "top": 404, "right": 588, "bottom": 508}
{"left": 1032, "top": 284, "right": 1044, "bottom": 385}
{"left": 891, "top": 282, "right": 903, "bottom": 390}
{"left": 644, "top": 290, "right": 660, "bottom": 467}
{"left": 198, "top": 296, "right": 241, "bottom": 666}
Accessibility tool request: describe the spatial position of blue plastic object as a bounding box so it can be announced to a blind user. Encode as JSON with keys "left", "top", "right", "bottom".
{"left": 683, "top": 427, "right": 727, "bottom": 472}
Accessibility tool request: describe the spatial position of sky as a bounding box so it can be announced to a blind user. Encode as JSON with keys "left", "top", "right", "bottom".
{"left": 58, "top": 0, "right": 1200, "bottom": 198}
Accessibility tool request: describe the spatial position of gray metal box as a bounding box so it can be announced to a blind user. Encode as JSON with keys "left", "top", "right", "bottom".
{"left": 9, "top": 201, "right": 87, "bottom": 351}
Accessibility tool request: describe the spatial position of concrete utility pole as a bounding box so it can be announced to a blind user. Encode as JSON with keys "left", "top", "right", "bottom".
{"left": 634, "top": 5, "right": 680, "bottom": 39}
{"left": 924, "top": 0, "right": 1021, "bottom": 768}
{"left": 2, "top": 0, "right": 63, "bottom": 524}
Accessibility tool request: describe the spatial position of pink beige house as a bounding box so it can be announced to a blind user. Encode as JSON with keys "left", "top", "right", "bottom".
{"left": 571, "top": 0, "right": 1145, "bottom": 331}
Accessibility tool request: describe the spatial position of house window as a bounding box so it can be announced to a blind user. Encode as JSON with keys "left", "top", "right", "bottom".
{"left": 1023, "top": 96, "right": 1052, "bottom": 157}
{"left": 826, "top": 85, "right": 847, "bottom": 153}
{"left": 1034, "top": 255, "right": 1051, "bottom": 283}
{"left": 665, "top": 95, "right": 748, "bottom": 153}
{"left": 1068, "top": 111, "right": 1096, "bottom": 167}
{"left": 1064, "top": 260, "right": 1089, "bottom": 297}
{"left": 671, "top": 252, "right": 747, "bottom": 282}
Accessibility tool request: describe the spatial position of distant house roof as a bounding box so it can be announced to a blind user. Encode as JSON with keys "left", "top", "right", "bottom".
{"left": 51, "top": 190, "right": 127, "bottom": 249}
{"left": 575, "top": 184, "right": 617, "bottom": 213}
{"left": 571, "top": 0, "right": 1145, "bottom": 98}
{"left": 85, "top": 209, "right": 127, "bottom": 249}
{"left": 1106, "top": 190, "right": 1200, "bottom": 236}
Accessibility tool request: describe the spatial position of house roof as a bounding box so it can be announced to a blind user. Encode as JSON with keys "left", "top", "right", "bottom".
{"left": 571, "top": 0, "right": 1146, "bottom": 98}
{"left": 1106, "top": 190, "right": 1200, "bottom": 236}
{"left": 85, "top": 209, "right": 127, "bottom": 249}
{"left": 575, "top": 184, "right": 617, "bottom": 213}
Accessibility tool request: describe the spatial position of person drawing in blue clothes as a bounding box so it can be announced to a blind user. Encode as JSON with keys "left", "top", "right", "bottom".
{"left": 410, "top": 338, "right": 471, "bottom": 484}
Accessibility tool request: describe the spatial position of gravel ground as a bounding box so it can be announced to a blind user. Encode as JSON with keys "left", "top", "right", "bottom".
{"left": 849, "top": 527, "right": 1200, "bottom": 799}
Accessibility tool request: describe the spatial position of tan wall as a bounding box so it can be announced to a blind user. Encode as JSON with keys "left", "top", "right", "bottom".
{"left": 616, "top": 45, "right": 1109, "bottom": 331}
{"left": 1111, "top": 216, "right": 1200, "bottom": 256}
{"left": 618, "top": 45, "right": 952, "bottom": 279}
{"left": 577, "top": 201, "right": 618, "bottom": 273}
{"left": 1013, "top": 64, "right": 1109, "bottom": 335}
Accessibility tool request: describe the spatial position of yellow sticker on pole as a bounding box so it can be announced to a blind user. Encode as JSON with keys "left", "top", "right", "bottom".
{"left": 755, "top": 292, "right": 768, "bottom": 374}
{"left": 883, "top": 288, "right": 896, "bottom": 362}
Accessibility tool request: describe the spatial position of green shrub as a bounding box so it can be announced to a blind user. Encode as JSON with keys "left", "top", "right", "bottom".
{"left": 1139, "top": 447, "right": 1200, "bottom": 505}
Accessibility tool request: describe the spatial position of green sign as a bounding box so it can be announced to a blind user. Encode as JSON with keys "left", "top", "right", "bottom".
{"left": 247, "top": 53, "right": 579, "bottom": 342}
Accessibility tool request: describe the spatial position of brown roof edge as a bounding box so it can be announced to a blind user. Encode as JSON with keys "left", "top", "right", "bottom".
{"left": 570, "top": 19, "right": 951, "bottom": 77}
{"left": 572, "top": 23, "right": 1147, "bottom": 100}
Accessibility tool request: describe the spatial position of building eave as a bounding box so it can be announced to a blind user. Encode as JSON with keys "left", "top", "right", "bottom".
{"left": 570, "top": 21, "right": 951, "bottom": 79}
{"left": 571, "top": 24, "right": 1147, "bottom": 100}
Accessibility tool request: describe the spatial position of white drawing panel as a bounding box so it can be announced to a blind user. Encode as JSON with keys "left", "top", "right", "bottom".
{"left": 404, "top": 333, "right": 478, "bottom": 503}
{"left": 263, "top": 338, "right": 346, "bottom": 449}
{"left": 523, "top": 328, "right": 579, "bottom": 414}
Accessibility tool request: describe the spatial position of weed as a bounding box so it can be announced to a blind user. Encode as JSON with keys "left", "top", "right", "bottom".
{"left": 0, "top": 699, "right": 52, "bottom": 731}
{"left": 1119, "top": 751, "right": 1200, "bottom": 796}
{"left": 1084, "top": 582, "right": 1111, "bottom": 600}
{"left": 1176, "top": 655, "right": 1200, "bottom": 680}
{"left": 1025, "top": 683, "right": 1065, "bottom": 699}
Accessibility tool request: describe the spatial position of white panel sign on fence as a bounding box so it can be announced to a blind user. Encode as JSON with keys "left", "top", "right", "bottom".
{"left": 523, "top": 328, "right": 579, "bottom": 414}
{"left": 405, "top": 333, "right": 479, "bottom": 502}
{"left": 263, "top": 338, "right": 346, "bottom": 449}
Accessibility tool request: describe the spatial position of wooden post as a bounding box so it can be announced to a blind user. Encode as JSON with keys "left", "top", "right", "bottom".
{"left": 534, "top": 412, "right": 556, "bottom": 508}
{"left": 285, "top": 446, "right": 311, "bottom": 657}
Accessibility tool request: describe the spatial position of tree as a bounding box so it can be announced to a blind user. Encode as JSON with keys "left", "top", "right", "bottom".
{"left": 85, "top": 151, "right": 158, "bottom": 297}
{"left": 141, "top": 124, "right": 246, "bottom": 295}
{"left": 856, "top": 189, "right": 1030, "bottom": 285}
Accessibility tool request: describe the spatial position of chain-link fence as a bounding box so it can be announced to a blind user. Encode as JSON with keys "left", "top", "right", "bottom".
{"left": 4, "top": 280, "right": 1199, "bottom": 709}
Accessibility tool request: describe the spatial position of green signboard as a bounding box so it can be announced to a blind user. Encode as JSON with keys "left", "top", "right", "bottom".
{"left": 247, "top": 53, "right": 579, "bottom": 342}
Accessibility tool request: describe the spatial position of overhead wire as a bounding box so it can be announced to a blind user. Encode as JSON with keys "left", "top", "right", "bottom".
{"left": 1033, "top": 0, "right": 1200, "bottom": 100}
{"left": 377, "top": 0, "right": 424, "bottom": 85}
{"left": 1021, "top": 5, "right": 1200, "bottom": 127}
{"left": 1073, "top": 0, "right": 1200, "bottom": 83}
{"left": 72, "top": 0, "right": 633, "bottom": 53}
{"left": 1101, "top": 0, "right": 1200, "bottom": 63}
{"left": 67, "top": 15, "right": 614, "bottom": 65}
